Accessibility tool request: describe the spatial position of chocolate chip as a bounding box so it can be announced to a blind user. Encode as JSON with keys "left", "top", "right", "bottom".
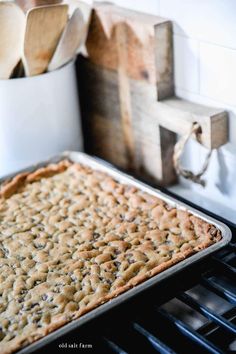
{"left": 17, "top": 256, "right": 25, "bottom": 261}
{"left": 20, "top": 290, "right": 27, "bottom": 295}
{"left": 32, "top": 318, "right": 40, "bottom": 323}
{"left": 0, "top": 329, "right": 5, "bottom": 340}
{"left": 128, "top": 259, "right": 135, "bottom": 264}
{"left": 34, "top": 280, "right": 42, "bottom": 285}
{"left": 35, "top": 244, "right": 44, "bottom": 250}
{"left": 30, "top": 303, "right": 38, "bottom": 309}
{"left": 140, "top": 69, "right": 149, "bottom": 80}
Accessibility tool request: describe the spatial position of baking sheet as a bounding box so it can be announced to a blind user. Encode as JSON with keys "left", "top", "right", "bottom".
{"left": 0, "top": 151, "right": 232, "bottom": 354}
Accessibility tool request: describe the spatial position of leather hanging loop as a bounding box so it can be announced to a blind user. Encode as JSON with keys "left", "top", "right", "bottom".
{"left": 173, "top": 122, "right": 212, "bottom": 187}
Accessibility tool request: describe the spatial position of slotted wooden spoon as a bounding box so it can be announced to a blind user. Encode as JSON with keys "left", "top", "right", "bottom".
{"left": 48, "top": 8, "right": 84, "bottom": 71}
{"left": 0, "top": 2, "right": 25, "bottom": 79}
{"left": 23, "top": 4, "right": 68, "bottom": 76}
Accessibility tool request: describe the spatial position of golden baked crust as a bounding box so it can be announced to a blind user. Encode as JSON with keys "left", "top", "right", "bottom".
{"left": 0, "top": 161, "right": 221, "bottom": 353}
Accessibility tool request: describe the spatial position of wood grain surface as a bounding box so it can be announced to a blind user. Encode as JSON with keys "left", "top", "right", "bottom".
{"left": 77, "top": 3, "right": 228, "bottom": 186}
{"left": 23, "top": 5, "right": 68, "bottom": 76}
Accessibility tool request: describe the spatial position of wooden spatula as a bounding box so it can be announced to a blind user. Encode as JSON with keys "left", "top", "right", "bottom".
{"left": 0, "top": 2, "right": 25, "bottom": 79}
{"left": 48, "top": 8, "right": 84, "bottom": 71}
{"left": 23, "top": 4, "right": 68, "bottom": 76}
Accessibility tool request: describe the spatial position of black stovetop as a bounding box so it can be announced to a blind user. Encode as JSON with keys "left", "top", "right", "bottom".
{"left": 34, "top": 191, "right": 236, "bottom": 354}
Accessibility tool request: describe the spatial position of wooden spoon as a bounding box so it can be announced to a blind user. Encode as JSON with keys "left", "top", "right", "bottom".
{"left": 74, "top": 0, "right": 92, "bottom": 54}
{"left": 0, "top": 2, "right": 25, "bottom": 79}
{"left": 63, "top": 0, "right": 93, "bottom": 17}
{"left": 61, "top": 0, "right": 93, "bottom": 58}
{"left": 48, "top": 8, "right": 84, "bottom": 71}
{"left": 16, "top": 0, "right": 62, "bottom": 13}
{"left": 23, "top": 4, "right": 68, "bottom": 76}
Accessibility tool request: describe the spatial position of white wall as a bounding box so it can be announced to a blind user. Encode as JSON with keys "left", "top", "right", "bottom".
{"left": 97, "top": 0, "right": 236, "bottom": 219}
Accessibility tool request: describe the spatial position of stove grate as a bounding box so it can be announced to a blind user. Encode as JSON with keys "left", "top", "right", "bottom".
{"left": 86, "top": 225, "right": 236, "bottom": 353}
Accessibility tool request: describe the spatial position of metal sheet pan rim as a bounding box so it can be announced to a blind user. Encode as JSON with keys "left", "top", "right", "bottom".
{"left": 1, "top": 151, "right": 231, "bottom": 354}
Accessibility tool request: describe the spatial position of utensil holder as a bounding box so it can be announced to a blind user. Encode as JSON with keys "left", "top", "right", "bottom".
{"left": 0, "top": 60, "right": 83, "bottom": 176}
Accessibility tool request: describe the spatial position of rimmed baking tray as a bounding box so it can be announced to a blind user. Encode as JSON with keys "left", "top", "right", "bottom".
{"left": 0, "top": 151, "right": 232, "bottom": 354}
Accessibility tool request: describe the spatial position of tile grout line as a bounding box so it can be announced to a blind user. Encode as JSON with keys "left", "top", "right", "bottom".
{"left": 172, "top": 31, "right": 236, "bottom": 52}
{"left": 175, "top": 86, "right": 236, "bottom": 111}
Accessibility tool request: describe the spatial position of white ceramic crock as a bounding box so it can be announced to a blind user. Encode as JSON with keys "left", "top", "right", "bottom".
{"left": 0, "top": 61, "right": 83, "bottom": 176}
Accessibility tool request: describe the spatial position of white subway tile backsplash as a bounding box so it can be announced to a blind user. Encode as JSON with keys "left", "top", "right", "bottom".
{"left": 200, "top": 43, "right": 236, "bottom": 107}
{"left": 173, "top": 35, "right": 199, "bottom": 93}
{"left": 171, "top": 141, "right": 236, "bottom": 221}
{"left": 159, "top": 0, "right": 236, "bottom": 49}
{"left": 194, "top": 147, "right": 236, "bottom": 209}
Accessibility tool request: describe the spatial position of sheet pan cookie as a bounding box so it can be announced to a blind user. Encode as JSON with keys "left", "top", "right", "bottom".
{"left": 0, "top": 160, "right": 221, "bottom": 353}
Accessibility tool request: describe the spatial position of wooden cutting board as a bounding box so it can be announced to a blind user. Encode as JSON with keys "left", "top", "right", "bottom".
{"left": 78, "top": 3, "right": 175, "bottom": 185}
{"left": 77, "top": 3, "right": 228, "bottom": 186}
